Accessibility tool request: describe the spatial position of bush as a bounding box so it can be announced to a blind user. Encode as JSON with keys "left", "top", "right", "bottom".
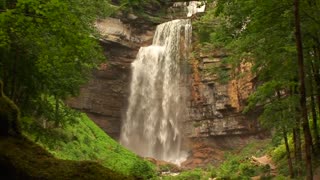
{"left": 162, "top": 169, "right": 203, "bottom": 180}
{"left": 239, "top": 163, "right": 255, "bottom": 177}
{"left": 271, "top": 144, "right": 286, "bottom": 162}
{"left": 130, "top": 159, "right": 156, "bottom": 179}
{"left": 174, "top": 169, "right": 202, "bottom": 180}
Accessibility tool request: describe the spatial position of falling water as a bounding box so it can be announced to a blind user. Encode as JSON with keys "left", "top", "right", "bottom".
{"left": 120, "top": 19, "right": 191, "bottom": 164}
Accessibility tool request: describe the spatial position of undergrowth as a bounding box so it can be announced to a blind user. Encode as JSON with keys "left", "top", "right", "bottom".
{"left": 0, "top": 136, "right": 131, "bottom": 179}
{"left": 162, "top": 138, "right": 273, "bottom": 180}
{"left": 21, "top": 114, "right": 156, "bottom": 179}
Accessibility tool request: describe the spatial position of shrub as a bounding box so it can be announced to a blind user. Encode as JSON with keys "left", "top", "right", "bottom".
{"left": 239, "top": 163, "right": 255, "bottom": 177}
{"left": 130, "top": 159, "right": 156, "bottom": 179}
{"left": 174, "top": 169, "right": 202, "bottom": 180}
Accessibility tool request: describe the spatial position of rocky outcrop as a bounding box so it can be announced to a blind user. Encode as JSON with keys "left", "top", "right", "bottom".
{"left": 184, "top": 47, "right": 261, "bottom": 139}
{"left": 67, "top": 2, "right": 202, "bottom": 140}
{"left": 181, "top": 139, "right": 224, "bottom": 168}
{"left": 179, "top": 45, "right": 265, "bottom": 168}
{"left": 67, "top": 17, "right": 156, "bottom": 139}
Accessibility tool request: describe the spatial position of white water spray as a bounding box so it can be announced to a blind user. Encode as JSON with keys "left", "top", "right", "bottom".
{"left": 120, "top": 19, "right": 191, "bottom": 164}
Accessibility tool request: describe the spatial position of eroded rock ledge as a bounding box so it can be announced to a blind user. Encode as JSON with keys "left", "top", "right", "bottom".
{"left": 185, "top": 48, "right": 261, "bottom": 138}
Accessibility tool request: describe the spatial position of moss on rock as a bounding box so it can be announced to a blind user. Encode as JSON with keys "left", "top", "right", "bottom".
{"left": 0, "top": 136, "right": 132, "bottom": 179}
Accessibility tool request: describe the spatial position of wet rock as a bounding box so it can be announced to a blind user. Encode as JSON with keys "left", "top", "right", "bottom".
{"left": 186, "top": 49, "right": 261, "bottom": 139}
{"left": 181, "top": 140, "right": 224, "bottom": 169}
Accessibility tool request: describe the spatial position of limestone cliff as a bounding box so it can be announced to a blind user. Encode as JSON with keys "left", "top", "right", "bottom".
{"left": 67, "top": 2, "right": 194, "bottom": 140}
{"left": 181, "top": 45, "right": 264, "bottom": 168}
{"left": 67, "top": 16, "right": 155, "bottom": 139}
{"left": 185, "top": 47, "right": 260, "bottom": 138}
{"left": 68, "top": 3, "right": 263, "bottom": 158}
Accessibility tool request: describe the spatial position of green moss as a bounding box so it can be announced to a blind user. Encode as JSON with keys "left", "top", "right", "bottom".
{"left": 162, "top": 168, "right": 205, "bottom": 180}
{"left": 0, "top": 136, "right": 131, "bottom": 179}
{"left": 21, "top": 114, "right": 156, "bottom": 179}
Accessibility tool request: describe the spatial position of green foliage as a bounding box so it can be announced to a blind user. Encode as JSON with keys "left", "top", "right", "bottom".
{"left": 212, "top": 139, "right": 273, "bottom": 179}
{"left": 195, "top": 0, "right": 320, "bottom": 178}
{"left": 162, "top": 139, "right": 276, "bottom": 179}
{"left": 0, "top": 0, "right": 114, "bottom": 123}
{"left": 159, "top": 163, "right": 177, "bottom": 172}
{"left": 163, "top": 168, "right": 203, "bottom": 180}
{"left": 271, "top": 143, "right": 287, "bottom": 163}
{"left": 269, "top": 132, "right": 304, "bottom": 177}
{"left": 33, "top": 95, "right": 80, "bottom": 127}
{"left": 120, "top": 0, "right": 161, "bottom": 11}
{"left": 0, "top": 136, "right": 131, "bottom": 179}
{"left": 21, "top": 113, "right": 156, "bottom": 179}
{"left": 130, "top": 159, "right": 156, "bottom": 179}
{"left": 117, "top": 0, "right": 167, "bottom": 24}
{"left": 239, "top": 163, "right": 255, "bottom": 177}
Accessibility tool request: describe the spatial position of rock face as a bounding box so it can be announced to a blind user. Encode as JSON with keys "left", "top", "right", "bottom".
{"left": 185, "top": 49, "right": 260, "bottom": 138}
{"left": 180, "top": 46, "right": 265, "bottom": 168}
{"left": 68, "top": 3, "right": 263, "bottom": 167}
{"left": 67, "top": 17, "right": 155, "bottom": 139}
{"left": 67, "top": 2, "right": 205, "bottom": 140}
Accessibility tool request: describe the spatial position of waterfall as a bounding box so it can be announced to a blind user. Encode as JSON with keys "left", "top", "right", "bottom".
{"left": 120, "top": 19, "right": 191, "bottom": 164}
{"left": 187, "top": 1, "right": 206, "bottom": 17}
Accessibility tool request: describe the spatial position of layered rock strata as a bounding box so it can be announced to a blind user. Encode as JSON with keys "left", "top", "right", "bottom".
{"left": 185, "top": 49, "right": 260, "bottom": 138}
{"left": 67, "top": 17, "right": 155, "bottom": 139}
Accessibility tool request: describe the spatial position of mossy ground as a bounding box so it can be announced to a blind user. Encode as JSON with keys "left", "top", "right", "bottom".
{"left": 21, "top": 114, "right": 156, "bottom": 179}
{"left": 0, "top": 136, "right": 131, "bottom": 179}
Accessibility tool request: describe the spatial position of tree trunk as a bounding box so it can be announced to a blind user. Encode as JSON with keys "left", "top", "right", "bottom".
{"left": 294, "top": 0, "right": 313, "bottom": 178}
{"left": 309, "top": 70, "right": 320, "bottom": 153}
{"left": 311, "top": 47, "right": 320, "bottom": 111}
{"left": 293, "top": 126, "right": 302, "bottom": 176}
{"left": 291, "top": 86, "right": 302, "bottom": 176}
{"left": 311, "top": 50, "right": 320, "bottom": 148}
{"left": 283, "top": 128, "right": 294, "bottom": 178}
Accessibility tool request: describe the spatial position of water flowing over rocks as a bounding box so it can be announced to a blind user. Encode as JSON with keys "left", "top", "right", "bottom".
{"left": 120, "top": 19, "right": 191, "bottom": 164}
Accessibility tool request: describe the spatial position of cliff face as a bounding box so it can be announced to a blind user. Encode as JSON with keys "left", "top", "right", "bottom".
{"left": 181, "top": 47, "right": 264, "bottom": 168}
{"left": 67, "top": 17, "right": 155, "bottom": 139}
{"left": 185, "top": 49, "right": 260, "bottom": 138}
{"left": 67, "top": 3, "right": 190, "bottom": 140}
{"left": 68, "top": 4, "right": 262, "bottom": 154}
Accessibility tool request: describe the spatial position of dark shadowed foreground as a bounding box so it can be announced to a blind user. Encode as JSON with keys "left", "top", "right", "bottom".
{"left": 0, "top": 136, "right": 132, "bottom": 180}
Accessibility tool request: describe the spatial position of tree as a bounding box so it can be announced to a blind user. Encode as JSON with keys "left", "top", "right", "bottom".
{"left": 196, "top": 0, "right": 319, "bottom": 177}
{"left": 0, "top": 0, "right": 114, "bottom": 125}
{"left": 294, "top": 0, "right": 313, "bottom": 178}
